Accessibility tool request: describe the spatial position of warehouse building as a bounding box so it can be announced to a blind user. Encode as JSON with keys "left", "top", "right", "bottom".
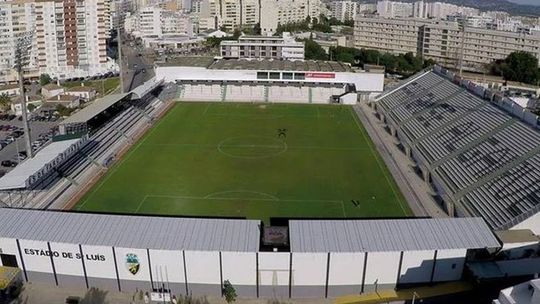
{"left": 0, "top": 209, "right": 499, "bottom": 298}
{"left": 155, "top": 58, "right": 384, "bottom": 104}
{"left": 373, "top": 67, "right": 540, "bottom": 234}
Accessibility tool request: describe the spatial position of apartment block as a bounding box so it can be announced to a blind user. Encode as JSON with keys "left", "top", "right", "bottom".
{"left": 376, "top": 0, "right": 413, "bottom": 18}
{"left": 125, "top": 6, "right": 193, "bottom": 38}
{"left": 260, "top": 0, "right": 321, "bottom": 36}
{"left": 330, "top": 1, "right": 375, "bottom": 22}
{"left": 354, "top": 16, "right": 540, "bottom": 72}
{"left": 220, "top": 33, "right": 304, "bottom": 60}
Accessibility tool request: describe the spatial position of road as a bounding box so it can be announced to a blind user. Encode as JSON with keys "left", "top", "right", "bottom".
{"left": 120, "top": 38, "right": 155, "bottom": 92}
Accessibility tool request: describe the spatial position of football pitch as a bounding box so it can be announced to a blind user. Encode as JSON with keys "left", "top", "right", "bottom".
{"left": 76, "top": 102, "right": 412, "bottom": 223}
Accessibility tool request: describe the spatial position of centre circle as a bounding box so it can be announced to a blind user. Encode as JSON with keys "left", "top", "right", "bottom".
{"left": 217, "top": 136, "right": 287, "bottom": 159}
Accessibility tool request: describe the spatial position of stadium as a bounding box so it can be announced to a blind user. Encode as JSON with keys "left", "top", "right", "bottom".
{"left": 0, "top": 59, "right": 538, "bottom": 299}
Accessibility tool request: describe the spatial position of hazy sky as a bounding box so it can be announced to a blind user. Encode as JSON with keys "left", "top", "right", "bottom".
{"left": 506, "top": 0, "right": 540, "bottom": 6}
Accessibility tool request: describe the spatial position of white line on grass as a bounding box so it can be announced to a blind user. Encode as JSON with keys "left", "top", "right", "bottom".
{"left": 144, "top": 194, "right": 343, "bottom": 204}
{"left": 77, "top": 108, "right": 173, "bottom": 210}
{"left": 348, "top": 107, "right": 409, "bottom": 215}
{"left": 135, "top": 195, "right": 149, "bottom": 213}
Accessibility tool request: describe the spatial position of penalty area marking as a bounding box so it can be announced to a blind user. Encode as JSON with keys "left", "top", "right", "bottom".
{"left": 135, "top": 193, "right": 345, "bottom": 213}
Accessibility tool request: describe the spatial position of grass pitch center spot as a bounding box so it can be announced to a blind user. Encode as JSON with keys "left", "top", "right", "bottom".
{"left": 217, "top": 136, "right": 287, "bottom": 159}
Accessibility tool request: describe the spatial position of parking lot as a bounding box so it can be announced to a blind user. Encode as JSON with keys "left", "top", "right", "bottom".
{"left": 0, "top": 115, "right": 58, "bottom": 176}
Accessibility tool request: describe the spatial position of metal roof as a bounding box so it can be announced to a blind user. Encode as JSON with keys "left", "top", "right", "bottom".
{"left": 130, "top": 77, "right": 164, "bottom": 99}
{"left": 0, "top": 139, "right": 81, "bottom": 191}
{"left": 0, "top": 209, "right": 260, "bottom": 252}
{"left": 61, "top": 93, "right": 130, "bottom": 125}
{"left": 289, "top": 218, "right": 500, "bottom": 252}
{"left": 375, "top": 70, "right": 540, "bottom": 230}
{"left": 208, "top": 59, "right": 352, "bottom": 72}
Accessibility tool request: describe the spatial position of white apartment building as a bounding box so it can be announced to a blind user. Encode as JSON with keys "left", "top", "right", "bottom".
{"left": 413, "top": 1, "right": 479, "bottom": 19}
{"left": 354, "top": 16, "right": 540, "bottom": 72}
{"left": 1, "top": 0, "right": 114, "bottom": 82}
{"left": 376, "top": 0, "right": 412, "bottom": 18}
{"left": 0, "top": 0, "right": 38, "bottom": 83}
{"left": 330, "top": 1, "right": 357, "bottom": 22}
{"left": 125, "top": 6, "right": 193, "bottom": 38}
{"left": 220, "top": 33, "right": 304, "bottom": 60}
{"left": 110, "top": 0, "right": 134, "bottom": 29}
{"left": 197, "top": 0, "right": 259, "bottom": 31}
{"left": 34, "top": 0, "right": 114, "bottom": 79}
{"left": 260, "top": 0, "right": 321, "bottom": 36}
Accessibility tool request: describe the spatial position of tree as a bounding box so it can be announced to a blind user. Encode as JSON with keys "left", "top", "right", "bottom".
{"left": 0, "top": 94, "right": 10, "bottom": 112}
{"left": 304, "top": 39, "right": 327, "bottom": 60}
{"left": 27, "top": 103, "right": 36, "bottom": 112}
{"left": 40, "top": 74, "right": 52, "bottom": 86}
{"left": 222, "top": 280, "right": 237, "bottom": 303}
{"left": 491, "top": 51, "right": 540, "bottom": 85}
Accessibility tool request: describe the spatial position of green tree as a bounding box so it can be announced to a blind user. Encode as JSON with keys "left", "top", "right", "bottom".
{"left": 492, "top": 51, "right": 540, "bottom": 84}
{"left": 304, "top": 39, "right": 327, "bottom": 60}
{"left": 27, "top": 103, "right": 36, "bottom": 112}
{"left": 222, "top": 280, "right": 237, "bottom": 304}
{"left": 0, "top": 94, "right": 10, "bottom": 112}
{"left": 40, "top": 74, "right": 52, "bottom": 86}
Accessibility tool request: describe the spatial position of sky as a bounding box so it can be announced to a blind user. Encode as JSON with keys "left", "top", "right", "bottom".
{"left": 505, "top": 0, "right": 540, "bottom": 6}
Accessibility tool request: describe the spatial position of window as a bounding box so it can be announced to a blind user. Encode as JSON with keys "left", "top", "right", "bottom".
{"left": 451, "top": 263, "right": 456, "bottom": 269}
{"left": 282, "top": 72, "right": 293, "bottom": 80}
{"left": 257, "top": 71, "right": 268, "bottom": 79}
{"left": 269, "top": 72, "right": 280, "bottom": 79}
{"left": 294, "top": 73, "right": 305, "bottom": 80}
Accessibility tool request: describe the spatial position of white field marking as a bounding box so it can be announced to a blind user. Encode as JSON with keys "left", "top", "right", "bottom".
{"left": 76, "top": 109, "right": 173, "bottom": 210}
{"left": 217, "top": 136, "right": 288, "bottom": 159}
{"left": 143, "top": 194, "right": 344, "bottom": 204}
{"left": 142, "top": 142, "right": 369, "bottom": 151}
{"left": 202, "top": 103, "right": 212, "bottom": 116}
{"left": 204, "top": 190, "right": 280, "bottom": 201}
{"left": 340, "top": 201, "right": 347, "bottom": 217}
{"left": 348, "top": 107, "right": 409, "bottom": 215}
{"left": 135, "top": 194, "right": 149, "bottom": 213}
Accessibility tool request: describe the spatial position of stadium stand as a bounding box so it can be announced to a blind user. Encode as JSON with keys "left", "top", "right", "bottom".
{"left": 374, "top": 69, "right": 540, "bottom": 232}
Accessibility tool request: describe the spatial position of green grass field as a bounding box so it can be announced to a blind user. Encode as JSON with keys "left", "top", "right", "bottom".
{"left": 76, "top": 102, "right": 412, "bottom": 223}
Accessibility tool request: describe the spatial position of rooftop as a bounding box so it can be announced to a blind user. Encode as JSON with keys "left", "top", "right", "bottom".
{"left": 289, "top": 218, "right": 500, "bottom": 253}
{"left": 0, "top": 84, "right": 19, "bottom": 91}
{"left": 495, "top": 229, "right": 540, "bottom": 244}
{"left": 0, "top": 138, "right": 80, "bottom": 191}
{"left": 42, "top": 83, "right": 63, "bottom": 91}
{"left": 208, "top": 59, "right": 353, "bottom": 72}
{"left": 0, "top": 208, "right": 261, "bottom": 252}
{"left": 376, "top": 70, "right": 540, "bottom": 230}
{"left": 67, "top": 86, "right": 97, "bottom": 92}
{"left": 156, "top": 58, "right": 354, "bottom": 72}
{"left": 61, "top": 93, "right": 130, "bottom": 125}
{"left": 47, "top": 94, "right": 79, "bottom": 102}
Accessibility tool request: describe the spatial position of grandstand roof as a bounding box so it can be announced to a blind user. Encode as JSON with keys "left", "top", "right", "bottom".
{"left": 208, "top": 59, "right": 353, "bottom": 72}
{"left": 289, "top": 218, "right": 500, "bottom": 253}
{"left": 0, "top": 139, "right": 80, "bottom": 191}
{"left": 130, "top": 76, "right": 164, "bottom": 99}
{"left": 156, "top": 57, "right": 354, "bottom": 72}
{"left": 61, "top": 93, "right": 130, "bottom": 125}
{"left": 0, "top": 209, "right": 261, "bottom": 252}
{"left": 375, "top": 70, "right": 540, "bottom": 230}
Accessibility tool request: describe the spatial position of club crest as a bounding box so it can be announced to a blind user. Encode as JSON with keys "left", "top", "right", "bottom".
{"left": 125, "top": 253, "right": 140, "bottom": 275}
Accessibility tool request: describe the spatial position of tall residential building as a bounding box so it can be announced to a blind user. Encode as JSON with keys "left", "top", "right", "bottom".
{"left": 354, "top": 16, "right": 540, "bottom": 72}
{"left": 413, "top": 1, "right": 479, "bottom": 19}
{"left": 199, "top": 0, "right": 259, "bottom": 31}
{"left": 260, "top": 0, "right": 321, "bottom": 36}
{"left": 220, "top": 33, "right": 304, "bottom": 60}
{"left": 1, "top": 0, "right": 113, "bottom": 82}
{"left": 376, "top": 0, "right": 413, "bottom": 18}
{"left": 330, "top": 1, "right": 356, "bottom": 22}
{"left": 125, "top": 5, "right": 193, "bottom": 38}
{"left": 0, "top": 0, "right": 38, "bottom": 83}
{"left": 34, "top": 0, "right": 112, "bottom": 79}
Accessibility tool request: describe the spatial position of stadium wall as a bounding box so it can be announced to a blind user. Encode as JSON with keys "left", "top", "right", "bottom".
{"left": 0, "top": 237, "right": 476, "bottom": 298}
{"left": 156, "top": 67, "right": 384, "bottom": 92}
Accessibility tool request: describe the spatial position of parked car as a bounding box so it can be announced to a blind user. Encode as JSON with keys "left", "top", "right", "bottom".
{"left": 1, "top": 160, "right": 16, "bottom": 167}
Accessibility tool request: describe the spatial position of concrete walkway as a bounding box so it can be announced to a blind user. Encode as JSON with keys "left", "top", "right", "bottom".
{"left": 13, "top": 283, "right": 333, "bottom": 304}
{"left": 335, "top": 281, "right": 473, "bottom": 304}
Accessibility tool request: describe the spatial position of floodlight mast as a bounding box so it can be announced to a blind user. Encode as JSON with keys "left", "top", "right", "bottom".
{"left": 14, "top": 33, "right": 34, "bottom": 159}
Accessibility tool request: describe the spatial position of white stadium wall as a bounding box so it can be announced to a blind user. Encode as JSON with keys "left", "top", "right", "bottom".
{"left": 511, "top": 212, "right": 540, "bottom": 235}
{"left": 327, "top": 252, "right": 365, "bottom": 296}
{"left": 0, "top": 237, "right": 479, "bottom": 299}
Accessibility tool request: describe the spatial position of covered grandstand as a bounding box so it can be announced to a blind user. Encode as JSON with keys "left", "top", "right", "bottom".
{"left": 374, "top": 69, "right": 540, "bottom": 233}
{"left": 155, "top": 57, "right": 383, "bottom": 104}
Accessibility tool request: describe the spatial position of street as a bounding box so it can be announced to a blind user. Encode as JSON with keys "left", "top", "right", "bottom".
{"left": 120, "top": 38, "right": 155, "bottom": 92}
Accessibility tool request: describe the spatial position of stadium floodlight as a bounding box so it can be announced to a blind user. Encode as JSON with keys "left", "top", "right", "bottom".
{"left": 13, "top": 32, "right": 35, "bottom": 159}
